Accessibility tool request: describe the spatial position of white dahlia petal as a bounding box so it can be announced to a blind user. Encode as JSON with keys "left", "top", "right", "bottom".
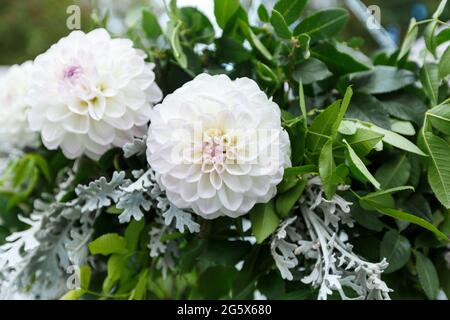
{"left": 27, "top": 28, "right": 162, "bottom": 160}
{"left": 0, "top": 61, "right": 39, "bottom": 150}
{"left": 147, "top": 74, "right": 291, "bottom": 219}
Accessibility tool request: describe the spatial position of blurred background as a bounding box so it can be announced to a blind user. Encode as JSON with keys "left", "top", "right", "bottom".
{"left": 0, "top": 0, "right": 449, "bottom": 68}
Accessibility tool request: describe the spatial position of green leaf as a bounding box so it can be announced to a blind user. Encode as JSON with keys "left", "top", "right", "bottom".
{"left": 344, "top": 128, "right": 384, "bottom": 157}
{"left": 319, "top": 140, "right": 337, "bottom": 199}
{"left": 293, "top": 8, "right": 349, "bottom": 41}
{"left": 436, "top": 28, "right": 450, "bottom": 46}
{"left": 124, "top": 219, "right": 145, "bottom": 251}
{"left": 345, "top": 66, "right": 415, "bottom": 94}
{"left": 240, "top": 21, "right": 273, "bottom": 61}
{"left": 380, "top": 92, "right": 427, "bottom": 126}
{"left": 440, "top": 46, "right": 450, "bottom": 79}
{"left": 362, "top": 122, "right": 427, "bottom": 156}
{"left": 293, "top": 58, "right": 332, "bottom": 85}
{"left": 142, "top": 10, "right": 162, "bottom": 40}
{"left": 270, "top": 10, "right": 292, "bottom": 39}
{"left": 250, "top": 200, "right": 280, "bottom": 243}
{"left": 79, "top": 265, "right": 92, "bottom": 291}
{"left": 375, "top": 154, "right": 411, "bottom": 189}
{"left": 276, "top": 179, "right": 306, "bottom": 218}
{"left": 390, "top": 120, "right": 415, "bottom": 136}
{"left": 375, "top": 207, "right": 450, "bottom": 242}
{"left": 129, "top": 270, "right": 149, "bottom": 300}
{"left": 311, "top": 42, "right": 371, "bottom": 75}
{"left": 256, "top": 61, "right": 278, "bottom": 83}
{"left": 284, "top": 165, "right": 318, "bottom": 178}
{"left": 307, "top": 100, "right": 341, "bottom": 153}
{"left": 180, "top": 7, "right": 215, "bottom": 44}
{"left": 380, "top": 230, "right": 411, "bottom": 273}
{"left": 347, "top": 93, "right": 390, "bottom": 129}
{"left": 103, "top": 254, "right": 126, "bottom": 293}
{"left": 88, "top": 233, "right": 128, "bottom": 256}
{"left": 397, "top": 18, "right": 418, "bottom": 61}
{"left": 416, "top": 251, "right": 440, "bottom": 299}
{"left": 423, "top": 132, "right": 450, "bottom": 209}
{"left": 273, "top": 0, "right": 307, "bottom": 25}
{"left": 199, "top": 266, "right": 238, "bottom": 299}
{"left": 427, "top": 104, "right": 450, "bottom": 135}
{"left": 298, "top": 33, "right": 311, "bottom": 59}
{"left": 432, "top": 0, "right": 448, "bottom": 18}
{"left": 214, "top": 0, "right": 240, "bottom": 29}
{"left": 424, "top": 20, "right": 439, "bottom": 58}
{"left": 166, "top": 20, "right": 187, "bottom": 69}
{"left": 344, "top": 140, "right": 380, "bottom": 189}
{"left": 257, "top": 4, "right": 270, "bottom": 22}
{"left": 60, "top": 289, "right": 85, "bottom": 300}
{"left": 421, "top": 63, "right": 440, "bottom": 106}
{"left": 360, "top": 186, "right": 414, "bottom": 211}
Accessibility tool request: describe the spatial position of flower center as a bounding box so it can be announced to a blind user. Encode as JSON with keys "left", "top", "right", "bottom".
{"left": 202, "top": 128, "right": 237, "bottom": 168}
{"left": 63, "top": 65, "right": 82, "bottom": 82}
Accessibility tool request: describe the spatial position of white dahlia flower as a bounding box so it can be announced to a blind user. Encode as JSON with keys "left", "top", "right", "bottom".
{"left": 147, "top": 74, "right": 291, "bottom": 219}
{"left": 27, "top": 29, "right": 162, "bottom": 160}
{"left": 0, "top": 61, "right": 38, "bottom": 150}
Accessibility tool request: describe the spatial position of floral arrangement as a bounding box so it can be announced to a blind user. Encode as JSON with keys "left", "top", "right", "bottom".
{"left": 1, "top": 0, "right": 450, "bottom": 300}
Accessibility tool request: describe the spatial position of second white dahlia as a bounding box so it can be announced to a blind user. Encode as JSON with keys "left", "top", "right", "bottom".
{"left": 27, "top": 29, "right": 162, "bottom": 160}
{"left": 0, "top": 61, "right": 38, "bottom": 150}
{"left": 147, "top": 74, "right": 291, "bottom": 219}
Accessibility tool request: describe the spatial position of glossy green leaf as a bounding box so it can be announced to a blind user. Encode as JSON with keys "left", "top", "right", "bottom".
{"left": 274, "top": 0, "right": 307, "bottom": 25}
{"left": 416, "top": 251, "right": 440, "bottom": 299}
{"left": 293, "top": 8, "right": 349, "bottom": 41}
{"left": 250, "top": 200, "right": 280, "bottom": 243}
{"left": 276, "top": 179, "right": 306, "bottom": 218}
{"left": 319, "top": 140, "right": 337, "bottom": 199}
{"left": 293, "top": 58, "right": 332, "bottom": 84}
{"left": 344, "top": 140, "right": 380, "bottom": 189}
{"left": 344, "top": 128, "right": 384, "bottom": 157}
{"left": 421, "top": 63, "right": 440, "bottom": 106}
{"left": 270, "top": 10, "right": 292, "bottom": 39}
{"left": 375, "top": 154, "right": 411, "bottom": 189}
{"left": 380, "top": 230, "right": 411, "bottom": 273}
{"left": 375, "top": 207, "right": 449, "bottom": 241}
{"left": 284, "top": 165, "right": 318, "bottom": 178}
{"left": 427, "top": 104, "right": 450, "bottom": 135}
{"left": 88, "top": 233, "right": 128, "bottom": 256}
{"left": 397, "top": 18, "right": 418, "bottom": 61}
{"left": 214, "top": 0, "right": 240, "bottom": 28}
{"left": 142, "top": 10, "right": 162, "bottom": 40}
{"left": 423, "top": 132, "right": 450, "bottom": 209}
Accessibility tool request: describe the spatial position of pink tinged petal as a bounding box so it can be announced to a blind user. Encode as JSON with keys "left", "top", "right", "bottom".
{"left": 62, "top": 114, "right": 90, "bottom": 134}
{"left": 218, "top": 187, "right": 243, "bottom": 211}
{"left": 88, "top": 120, "right": 115, "bottom": 145}
{"left": 209, "top": 171, "right": 222, "bottom": 190}
{"left": 88, "top": 95, "right": 106, "bottom": 120}
{"left": 198, "top": 174, "right": 216, "bottom": 198}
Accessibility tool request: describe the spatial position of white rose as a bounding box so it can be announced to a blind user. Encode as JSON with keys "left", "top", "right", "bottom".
{"left": 0, "top": 61, "right": 38, "bottom": 150}
{"left": 147, "top": 74, "right": 291, "bottom": 219}
{"left": 27, "top": 29, "right": 162, "bottom": 160}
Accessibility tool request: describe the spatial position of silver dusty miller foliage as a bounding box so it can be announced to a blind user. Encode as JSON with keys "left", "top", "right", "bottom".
{"left": 0, "top": 170, "right": 96, "bottom": 299}
{"left": 0, "top": 138, "right": 199, "bottom": 299}
{"left": 271, "top": 176, "right": 392, "bottom": 300}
